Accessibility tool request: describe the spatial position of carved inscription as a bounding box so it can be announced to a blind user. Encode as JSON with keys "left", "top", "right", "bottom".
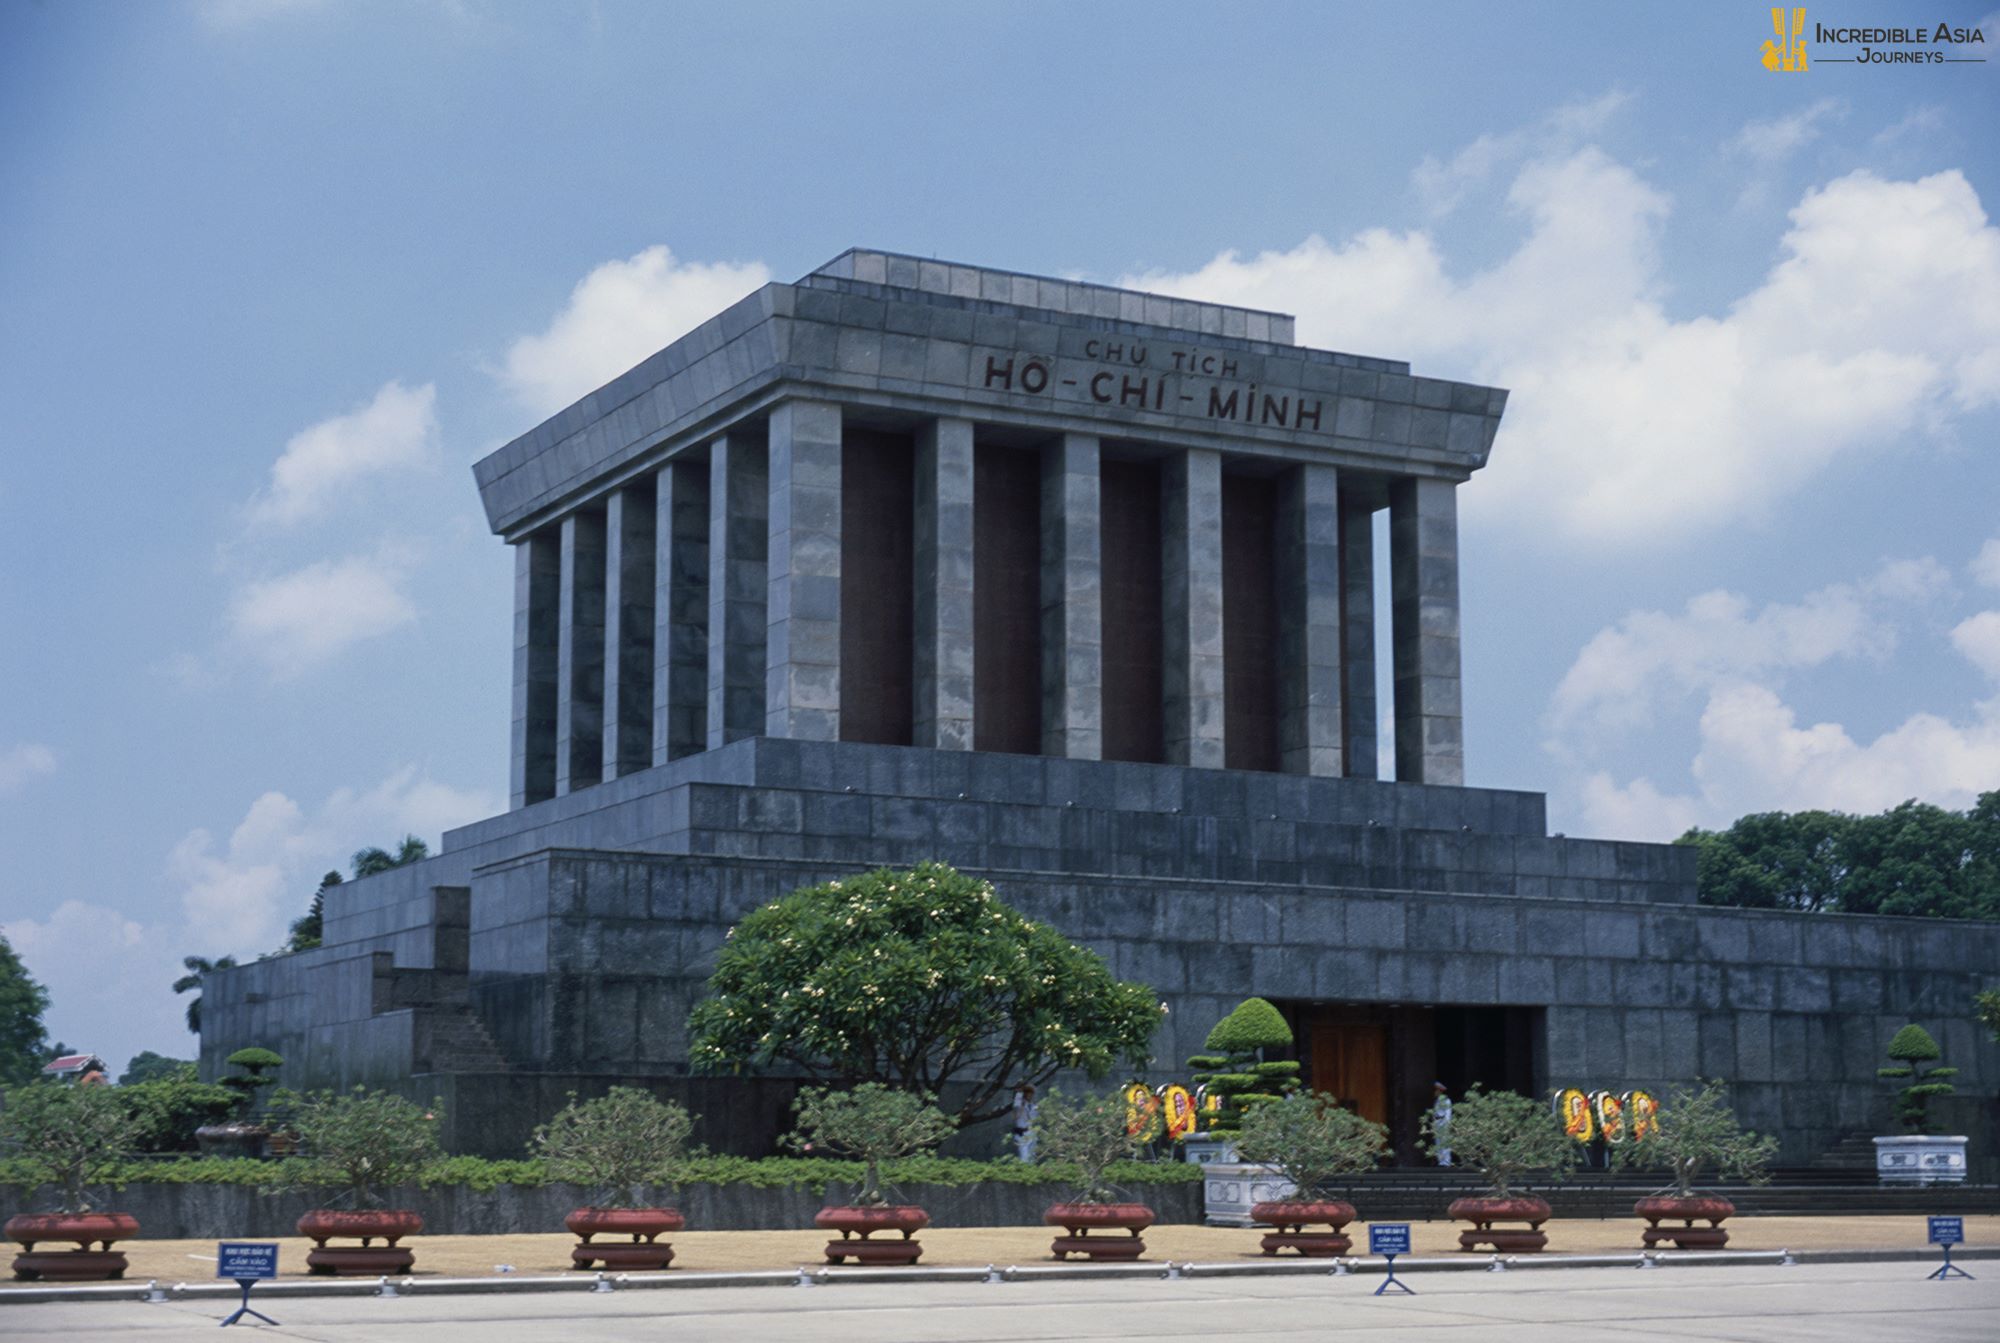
{"left": 978, "top": 339, "right": 1326, "bottom": 435}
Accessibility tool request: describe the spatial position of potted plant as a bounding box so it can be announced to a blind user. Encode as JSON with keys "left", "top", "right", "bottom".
{"left": 196, "top": 1047, "right": 284, "bottom": 1158}
{"left": 534, "top": 1087, "right": 695, "bottom": 1270}
{"left": 272, "top": 1087, "right": 442, "bottom": 1275}
{"left": 1423, "top": 1085, "right": 1574, "bottom": 1252}
{"left": 1184, "top": 997, "right": 1299, "bottom": 1163}
{"left": 792, "top": 1083, "right": 953, "bottom": 1265}
{"left": 1032, "top": 1088, "right": 1161, "bottom": 1261}
{"left": 1233, "top": 1092, "right": 1388, "bottom": 1256}
{"left": 1613, "top": 1079, "right": 1775, "bottom": 1249}
{"left": 0, "top": 1081, "right": 141, "bottom": 1281}
{"left": 1874, "top": 1024, "right": 1968, "bottom": 1184}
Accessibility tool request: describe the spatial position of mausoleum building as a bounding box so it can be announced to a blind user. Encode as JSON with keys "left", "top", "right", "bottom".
{"left": 203, "top": 250, "right": 1999, "bottom": 1163}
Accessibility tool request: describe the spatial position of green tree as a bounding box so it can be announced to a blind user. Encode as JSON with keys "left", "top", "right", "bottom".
{"left": 269, "top": 1087, "right": 443, "bottom": 1208}
{"left": 1231, "top": 1092, "right": 1388, "bottom": 1200}
{"left": 284, "top": 871, "right": 342, "bottom": 954}
{"left": 533, "top": 1087, "right": 695, "bottom": 1210}
{"left": 0, "top": 1081, "right": 138, "bottom": 1212}
{"left": 118, "top": 1051, "right": 191, "bottom": 1085}
{"left": 219, "top": 1047, "right": 284, "bottom": 1117}
{"left": 0, "top": 932, "right": 52, "bottom": 1087}
{"left": 788, "top": 1083, "right": 954, "bottom": 1207}
{"left": 171, "top": 954, "right": 238, "bottom": 1035}
{"left": 351, "top": 836, "right": 429, "bottom": 878}
{"left": 1977, "top": 989, "right": 2000, "bottom": 1044}
{"left": 1421, "top": 1086, "right": 1575, "bottom": 1197}
{"left": 1612, "top": 1079, "right": 1777, "bottom": 1198}
{"left": 1678, "top": 794, "right": 2000, "bottom": 920}
{"left": 688, "top": 863, "right": 1162, "bottom": 1125}
{"left": 117, "top": 1063, "right": 239, "bottom": 1153}
{"left": 1031, "top": 1088, "right": 1162, "bottom": 1204}
{"left": 1879, "top": 1024, "right": 1958, "bottom": 1132}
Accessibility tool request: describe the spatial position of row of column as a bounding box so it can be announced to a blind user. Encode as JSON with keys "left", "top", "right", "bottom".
{"left": 510, "top": 398, "right": 1464, "bottom": 808}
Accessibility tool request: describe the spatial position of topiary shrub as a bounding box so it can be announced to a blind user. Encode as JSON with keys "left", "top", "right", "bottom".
{"left": 220, "top": 1047, "right": 284, "bottom": 1118}
{"left": 1879, "top": 1024, "right": 1958, "bottom": 1132}
{"left": 1187, "top": 997, "right": 1298, "bottom": 1133}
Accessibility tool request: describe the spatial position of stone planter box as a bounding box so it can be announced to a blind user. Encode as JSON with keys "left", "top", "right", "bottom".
{"left": 1201, "top": 1163, "right": 1295, "bottom": 1227}
{"left": 1874, "top": 1135, "right": 1969, "bottom": 1185}
{"left": 1181, "top": 1135, "right": 1239, "bottom": 1167}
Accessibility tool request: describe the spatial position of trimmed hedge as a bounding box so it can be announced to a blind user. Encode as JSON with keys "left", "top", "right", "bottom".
{"left": 0, "top": 1154, "right": 1201, "bottom": 1198}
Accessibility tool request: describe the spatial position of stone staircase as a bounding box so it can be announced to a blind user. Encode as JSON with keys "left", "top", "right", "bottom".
{"left": 423, "top": 1007, "right": 512, "bottom": 1074}
{"left": 1809, "top": 1132, "right": 1880, "bottom": 1174}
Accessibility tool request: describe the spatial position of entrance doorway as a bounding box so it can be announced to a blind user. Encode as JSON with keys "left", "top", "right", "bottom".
{"left": 1284, "top": 1002, "right": 1544, "bottom": 1165}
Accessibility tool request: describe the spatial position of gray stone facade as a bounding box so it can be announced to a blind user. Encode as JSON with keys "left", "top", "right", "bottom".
{"left": 204, "top": 250, "right": 2000, "bottom": 1167}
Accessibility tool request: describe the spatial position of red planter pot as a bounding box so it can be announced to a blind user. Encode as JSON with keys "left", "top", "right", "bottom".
{"left": 566, "top": 1207, "right": 686, "bottom": 1271}
{"left": 1043, "top": 1201, "right": 1154, "bottom": 1262}
{"left": 815, "top": 1205, "right": 929, "bottom": 1266}
{"left": 1447, "top": 1195, "right": 1552, "bottom": 1253}
{"left": 1635, "top": 1195, "right": 1735, "bottom": 1250}
{"left": 6, "top": 1212, "right": 140, "bottom": 1282}
{"left": 297, "top": 1208, "right": 424, "bottom": 1276}
{"left": 1251, "top": 1199, "right": 1357, "bottom": 1257}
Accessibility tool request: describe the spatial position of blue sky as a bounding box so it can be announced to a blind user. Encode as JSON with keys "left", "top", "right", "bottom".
{"left": 3, "top": 1, "right": 1997, "bottom": 1072}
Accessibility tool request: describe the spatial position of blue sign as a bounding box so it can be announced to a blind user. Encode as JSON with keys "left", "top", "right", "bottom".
{"left": 1929, "top": 1217, "right": 1964, "bottom": 1247}
{"left": 1369, "top": 1223, "right": 1412, "bottom": 1256}
{"left": 217, "top": 1242, "right": 278, "bottom": 1280}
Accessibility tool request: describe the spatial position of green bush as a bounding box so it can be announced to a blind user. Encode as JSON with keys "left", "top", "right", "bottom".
{"left": 1187, "top": 997, "right": 1298, "bottom": 1133}
{"left": 1205, "top": 998, "right": 1291, "bottom": 1054}
{"left": 1031, "top": 1089, "right": 1160, "bottom": 1204}
{"left": 0, "top": 1082, "right": 138, "bottom": 1213}
{"left": 117, "top": 1064, "right": 238, "bottom": 1152}
{"left": 1612, "top": 1079, "right": 1777, "bottom": 1198}
{"left": 1233, "top": 1093, "right": 1388, "bottom": 1200}
{"left": 788, "top": 1083, "right": 954, "bottom": 1206}
{"left": 1422, "top": 1085, "right": 1575, "bottom": 1197}
{"left": 266, "top": 1088, "right": 442, "bottom": 1209}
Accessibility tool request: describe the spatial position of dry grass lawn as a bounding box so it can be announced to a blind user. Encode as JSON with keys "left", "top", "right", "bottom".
{"left": 5, "top": 1215, "right": 1994, "bottom": 1286}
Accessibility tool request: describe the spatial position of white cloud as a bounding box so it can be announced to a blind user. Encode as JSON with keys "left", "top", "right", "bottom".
{"left": 1950, "top": 611, "right": 2000, "bottom": 680}
{"left": 1548, "top": 558, "right": 1948, "bottom": 741}
{"left": 500, "top": 245, "right": 772, "bottom": 417}
{"left": 1969, "top": 538, "right": 2000, "bottom": 589}
{"left": 227, "top": 548, "right": 419, "bottom": 678}
{"left": 1410, "top": 90, "right": 1630, "bottom": 216}
{"left": 1730, "top": 98, "right": 1844, "bottom": 160}
{"left": 1875, "top": 105, "right": 1946, "bottom": 145}
{"left": 1576, "top": 773, "right": 1704, "bottom": 842}
{"left": 1, "top": 900, "right": 186, "bottom": 1062}
{"left": 248, "top": 381, "right": 439, "bottom": 526}
{"left": 0, "top": 742, "right": 56, "bottom": 795}
{"left": 1123, "top": 156, "right": 2000, "bottom": 546}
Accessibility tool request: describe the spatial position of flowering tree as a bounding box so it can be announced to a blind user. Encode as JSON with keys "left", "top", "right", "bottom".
{"left": 688, "top": 863, "right": 1162, "bottom": 1125}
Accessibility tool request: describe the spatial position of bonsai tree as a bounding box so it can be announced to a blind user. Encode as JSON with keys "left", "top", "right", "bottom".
{"left": 1187, "top": 997, "right": 1299, "bottom": 1132}
{"left": 271, "top": 1088, "right": 443, "bottom": 1208}
{"left": 1879, "top": 1024, "right": 1958, "bottom": 1132}
{"left": 1421, "top": 1085, "right": 1575, "bottom": 1197}
{"left": 788, "top": 1082, "right": 953, "bottom": 1208}
{"left": 0, "top": 1081, "right": 137, "bottom": 1212}
{"left": 1031, "top": 1088, "right": 1161, "bottom": 1204}
{"left": 533, "top": 1087, "right": 694, "bottom": 1210}
{"left": 1979, "top": 989, "right": 2000, "bottom": 1043}
{"left": 1233, "top": 1092, "right": 1389, "bottom": 1200}
{"left": 689, "top": 863, "right": 1163, "bottom": 1125}
{"left": 219, "top": 1047, "right": 284, "bottom": 1118}
{"left": 1612, "top": 1079, "right": 1778, "bottom": 1198}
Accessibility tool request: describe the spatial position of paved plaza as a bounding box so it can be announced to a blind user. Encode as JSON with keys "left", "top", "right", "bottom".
{"left": 3, "top": 1259, "right": 1995, "bottom": 1342}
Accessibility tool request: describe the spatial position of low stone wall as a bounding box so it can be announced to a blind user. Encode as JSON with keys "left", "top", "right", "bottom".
{"left": 4, "top": 1180, "right": 1203, "bottom": 1240}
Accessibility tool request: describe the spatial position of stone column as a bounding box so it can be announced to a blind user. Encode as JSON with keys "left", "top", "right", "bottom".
{"left": 1161, "top": 447, "right": 1225, "bottom": 768}
{"left": 653, "top": 458, "right": 710, "bottom": 763}
{"left": 1040, "top": 432, "right": 1102, "bottom": 759}
{"left": 766, "top": 400, "right": 843, "bottom": 741}
{"left": 1338, "top": 491, "right": 1379, "bottom": 779}
{"left": 1390, "top": 475, "right": 1463, "bottom": 785}
{"left": 706, "top": 433, "right": 767, "bottom": 750}
{"left": 554, "top": 509, "right": 607, "bottom": 795}
{"left": 601, "top": 484, "right": 655, "bottom": 779}
{"left": 509, "top": 531, "right": 560, "bottom": 808}
{"left": 913, "top": 417, "right": 975, "bottom": 750}
{"left": 1275, "top": 463, "right": 1343, "bottom": 776}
